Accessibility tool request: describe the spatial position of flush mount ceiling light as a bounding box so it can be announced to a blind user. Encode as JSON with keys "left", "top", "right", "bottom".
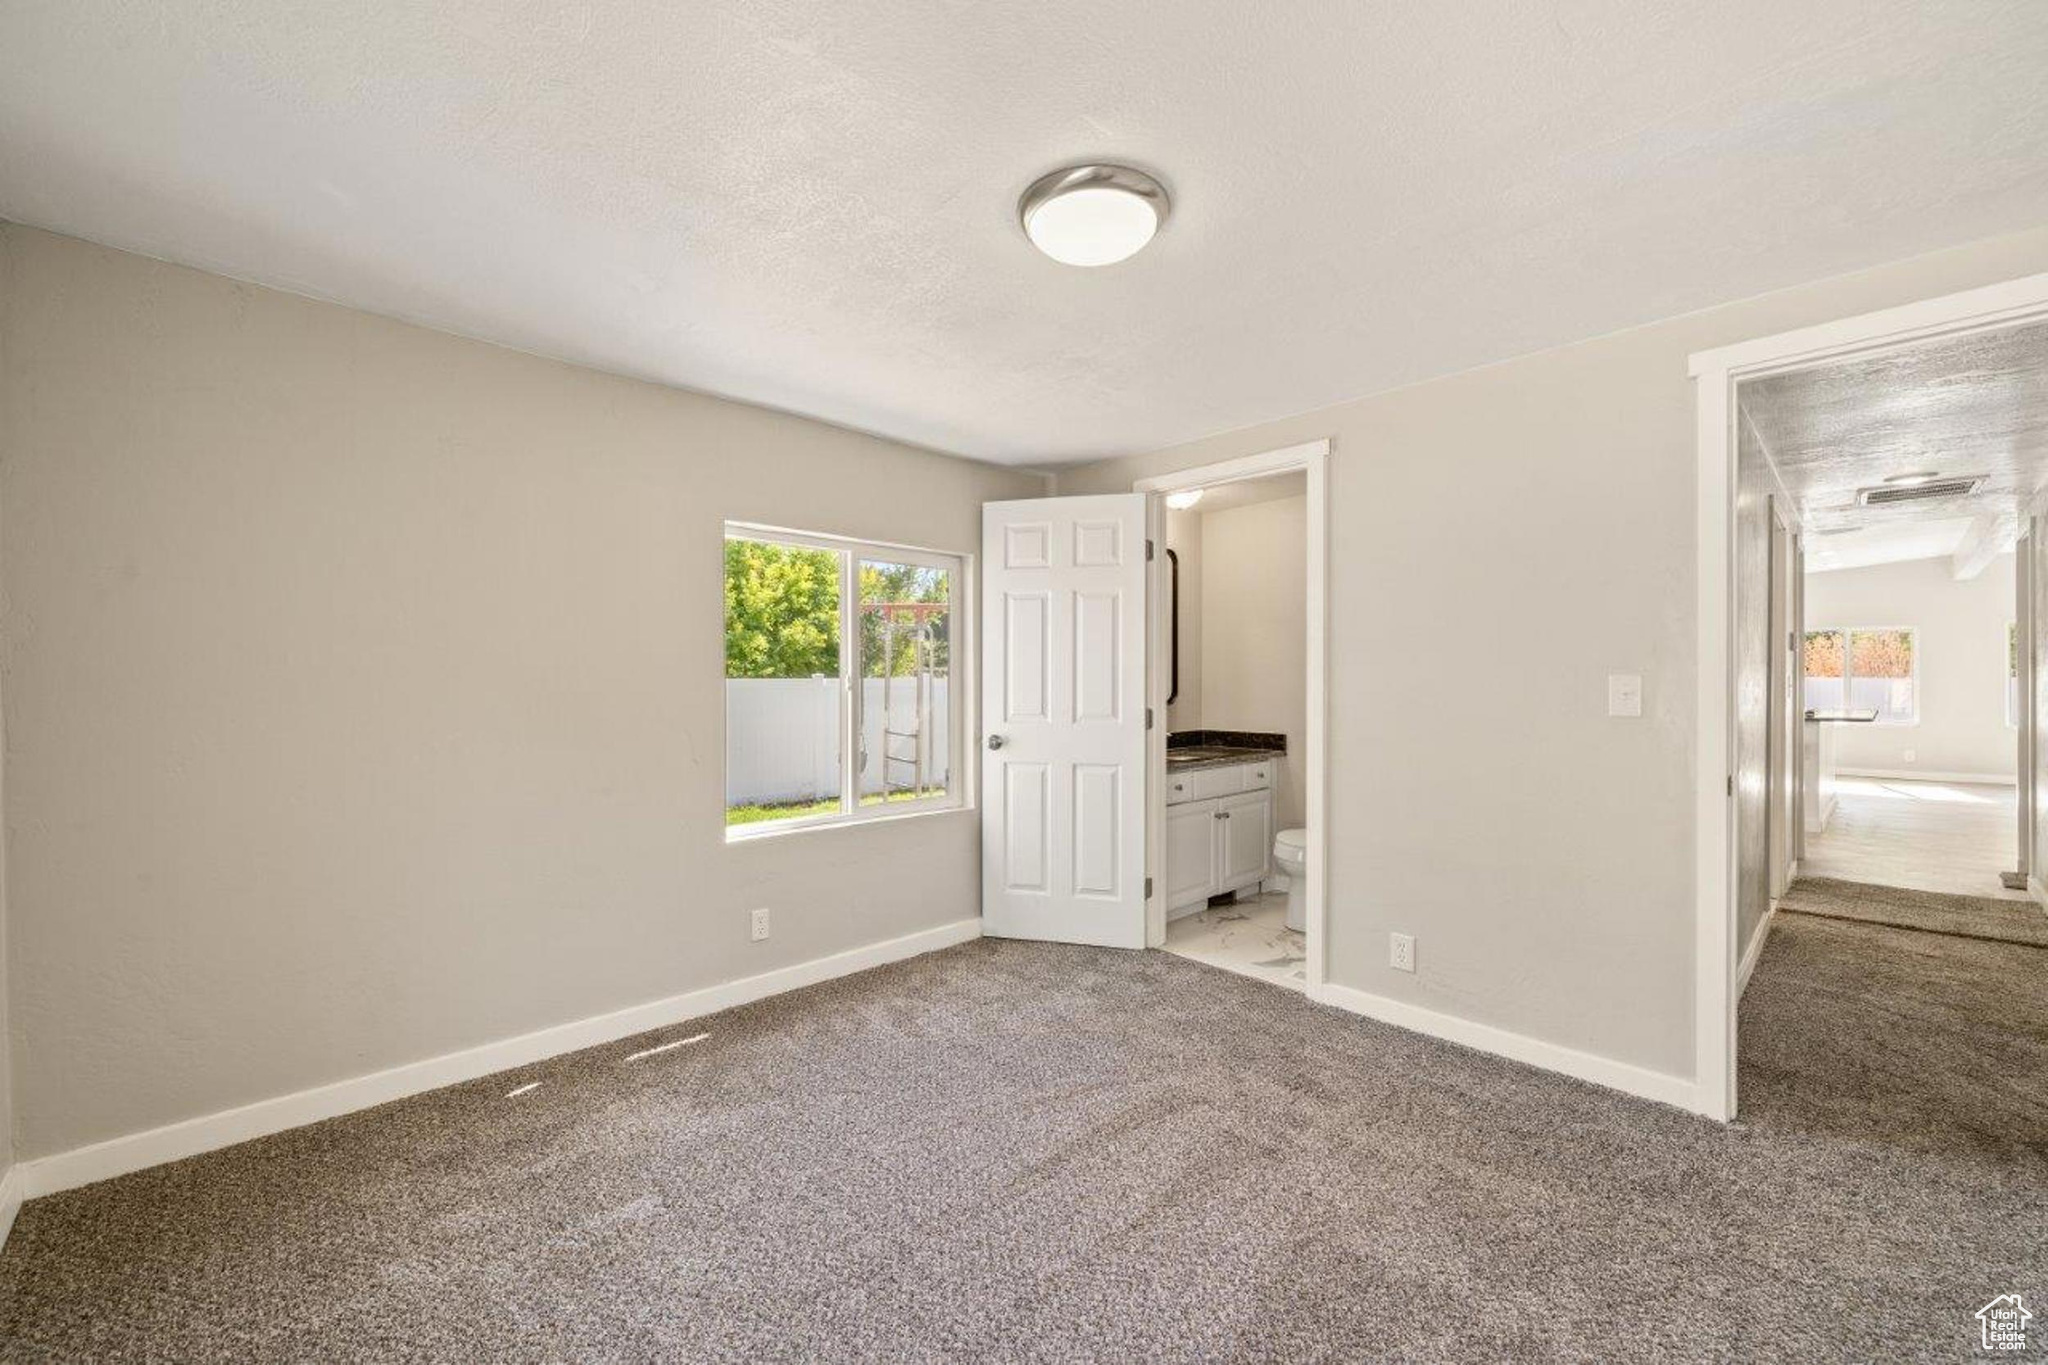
{"left": 1883, "top": 471, "right": 1941, "bottom": 486}
{"left": 1164, "top": 488, "right": 1204, "bottom": 510}
{"left": 1019, "top": 164, "right": 1170, "bottom": 267}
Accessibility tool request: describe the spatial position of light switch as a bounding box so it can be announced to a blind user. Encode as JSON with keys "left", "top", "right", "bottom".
{"left": 1607, "top": 673, "right": 1643, "bottom": 718}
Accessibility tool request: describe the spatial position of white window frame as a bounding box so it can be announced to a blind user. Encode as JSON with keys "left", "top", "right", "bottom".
{"left": 1806, "top": 624, "right": 1920, "bottom": 726}
{"left": 723, "top": 522, "right": 971, "bottom": 842}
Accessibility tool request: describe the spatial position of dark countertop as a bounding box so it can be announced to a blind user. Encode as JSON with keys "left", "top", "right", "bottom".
{"left": 1804, "top": 709, "right": 1880, "bottom": 723}
{"left": 1165, "top": 746, "right": 1281, "bottom": 772}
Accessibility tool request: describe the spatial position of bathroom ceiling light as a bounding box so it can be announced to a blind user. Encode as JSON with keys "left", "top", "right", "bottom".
{"left": 1883, "top": 471, "right": 1941, "bottom": 486}
{"left": 1019, "top": 164, "right": 1170, "bottom": 267}
{"left": 1164, "top": 488, "right": 1204, "bottom": 511}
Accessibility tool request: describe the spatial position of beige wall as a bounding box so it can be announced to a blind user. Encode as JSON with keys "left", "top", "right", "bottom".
{"left": 0, "top": 474, "right": 9, "bottom": 1180}
{"left": 1056, "top": 225, "right": 2048, "bottom": 1082}
{"left": 1804, "top": 555, "right": 2017, "bottom": 779}
{"left": 0, "top": 225, "right": 1042, "bottom": 1159}
{"left": 9, "top": 218, "right": 2048, "bottom": 1153}
{"left": 1196, "top": 495, "right": 1308, "bottom": 831}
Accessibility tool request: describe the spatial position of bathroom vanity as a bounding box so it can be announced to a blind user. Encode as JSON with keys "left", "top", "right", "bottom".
{"left": 1163, "top": 751, "right": 1277, "bottom": 917}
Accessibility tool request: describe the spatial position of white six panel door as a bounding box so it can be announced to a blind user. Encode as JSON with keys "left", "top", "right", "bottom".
{"left": 981, "top": 495, "right": 1149, "bottom": 948}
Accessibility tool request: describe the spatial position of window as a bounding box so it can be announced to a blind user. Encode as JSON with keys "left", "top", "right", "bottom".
{"left": 1802, "top": 627, "right": 1917, "bottom": 725}
{"left": 724, "top": 525, "right": 962, "bottom": 836}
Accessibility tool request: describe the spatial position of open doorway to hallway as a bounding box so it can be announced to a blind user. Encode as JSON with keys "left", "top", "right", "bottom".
{"left": 1722, "top": 315, "right": 2048, "bottom": 1139}
{"left": 1736, "top": 319, "right": 2048, "bottom": 943}
{"left": 1695, "top": 270, "right": 2048, "bottom": 1123}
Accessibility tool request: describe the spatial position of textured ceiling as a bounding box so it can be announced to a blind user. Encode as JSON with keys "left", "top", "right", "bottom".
{"left": 4, "top": 2, "right": 2048, "bottom": 465}
{"left": 1741, "top": 320, "right": 2048, "bottom": 570}
{"left": 1801, "top": 518, "right": 1977, "bottom": 574}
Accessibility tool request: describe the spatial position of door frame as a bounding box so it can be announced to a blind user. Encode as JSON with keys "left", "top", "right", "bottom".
{"left": 1765, "top": 496, "right": 1794, "bottom": 908}
{"left": 1689, "top": 269, "right": 2048, "bottom": 1122}
{"left": 2018, "top": 522, "right": 2037, "bottom": 893}
{"left": 1133, "top": 438, "right": 1329, "bottom": 993}
{"left": 1791, "top": 530, "right": 1807, "bottom": 868}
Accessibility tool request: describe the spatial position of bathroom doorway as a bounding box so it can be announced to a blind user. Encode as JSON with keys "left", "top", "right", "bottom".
{"left": 1136, "top": 440, "right": 1329, "bottom": 995}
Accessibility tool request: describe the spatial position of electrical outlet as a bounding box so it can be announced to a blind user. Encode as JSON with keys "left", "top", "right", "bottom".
{"left": 1390, "top": 932, "right": 1415, "bottom": 973}
{"left": 749, "top": 907, "right": 771, "bottom": 942}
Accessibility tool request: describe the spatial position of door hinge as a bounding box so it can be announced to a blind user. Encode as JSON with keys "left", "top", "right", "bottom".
{"left": 1146, "top": 538, "right": 1155, "bottom": 561}
{"left": 1146, "top": 707, "right": 1154, "bottom": 730}
{"left": 1145, "top": 875, "right": 1154, "bottom": 899}
{"left": 1727, "top": 774, "right": 1735, "bottom": 797}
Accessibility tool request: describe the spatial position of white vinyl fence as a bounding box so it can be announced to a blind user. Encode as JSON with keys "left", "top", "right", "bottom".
{"left": 726, "top": 677, "right": 952, "bottom": 806}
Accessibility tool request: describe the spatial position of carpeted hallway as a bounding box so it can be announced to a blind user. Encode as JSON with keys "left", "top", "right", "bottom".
{"left": 1777, "top": 874, "right": 2048, "bottom": 946}
{"left": 1, "top": 914, "right": 2043, "bottom": 1362}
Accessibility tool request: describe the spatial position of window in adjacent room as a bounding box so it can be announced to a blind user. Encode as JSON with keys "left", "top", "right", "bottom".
{"left": 724, "top": 525, "right": 963, "bottom": 836}
{"left": 1803, "top": 626, "right": 1917, "bottom": 725}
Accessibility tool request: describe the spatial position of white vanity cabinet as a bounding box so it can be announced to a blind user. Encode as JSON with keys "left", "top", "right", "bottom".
{"left": 1216, "top": 789, "right": 1272, "bottom": 888}
{"left": 1163, "top": 757, "right": 1276, "bottom": 916}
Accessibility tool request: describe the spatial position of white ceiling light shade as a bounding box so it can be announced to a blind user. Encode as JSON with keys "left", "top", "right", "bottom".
{"left": 1019, "top": 164, "right": 1171, "bottom": 267}
{"left": 1164, "top": 488, "right": 1204, "bottom": 510}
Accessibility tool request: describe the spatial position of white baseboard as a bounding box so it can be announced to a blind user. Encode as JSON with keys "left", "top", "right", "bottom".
{"left": 1312, "top": 981, "right": 1699, "bottom": 1114}
{"left": 1807, "top": 793, "right": 1839, "bottom": 835}
{"left": 2030, "top": 875, "right": 2048, "bottom": 913}
{"left": 1835, "top": 767, "right": 2017, "bottom": 786}
{"left": 0, "top": 1165, "right": 22, "bottom": 1252}
{"left": 1739, "top": 906, "right": 1777, "bottom": 998}
{"left": 19, "top": 917, "right": 982, "bottom": 1201}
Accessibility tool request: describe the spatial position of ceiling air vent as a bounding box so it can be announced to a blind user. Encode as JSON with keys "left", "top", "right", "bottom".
{"left": 1856, "top": 476, "right": 1984, "bottom": 506}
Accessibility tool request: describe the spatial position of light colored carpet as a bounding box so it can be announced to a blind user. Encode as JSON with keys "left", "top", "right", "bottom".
{"left": 1, "top": 916, "right": 2044, "bottom": 1362}
{"left": 1779, "top": 874, "right": 2048, "bottom": 947}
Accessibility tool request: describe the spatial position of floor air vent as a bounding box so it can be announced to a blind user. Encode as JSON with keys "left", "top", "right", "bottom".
{"left": 1856, "top": 476, "right": 1984, "bottom": 506}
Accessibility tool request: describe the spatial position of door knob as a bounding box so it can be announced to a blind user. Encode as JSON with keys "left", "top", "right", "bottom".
{"left": 986, "top": 735, "right": 1007, "bottom": 750}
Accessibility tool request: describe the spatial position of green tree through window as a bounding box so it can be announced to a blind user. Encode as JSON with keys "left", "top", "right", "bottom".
{"left": 724, "top": 539, "right": 839, "bottom": 679}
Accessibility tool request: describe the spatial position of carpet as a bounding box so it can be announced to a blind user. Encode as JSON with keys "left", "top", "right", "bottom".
{"left": 1, "top": 916, "right": 2043, "bottom": 1362}
{"left": 1778, "top": 874, "right": 2048, "bottom": 947}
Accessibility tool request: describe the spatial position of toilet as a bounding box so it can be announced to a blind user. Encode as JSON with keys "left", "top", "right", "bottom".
{"left": 1272, "top": 827, "right": 1308, "bottom": 932}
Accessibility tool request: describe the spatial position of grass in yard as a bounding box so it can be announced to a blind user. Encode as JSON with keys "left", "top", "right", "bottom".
{"left": 725, "top": 788, "right": 946, "bottom": 826}
{"left": 725, "top": 797, "right": 838, "bottom": 826}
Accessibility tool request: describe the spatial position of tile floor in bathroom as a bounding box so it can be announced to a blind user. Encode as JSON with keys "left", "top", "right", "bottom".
{"left": 1161, "top": 890, "right": 1306, "bottom": 991}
